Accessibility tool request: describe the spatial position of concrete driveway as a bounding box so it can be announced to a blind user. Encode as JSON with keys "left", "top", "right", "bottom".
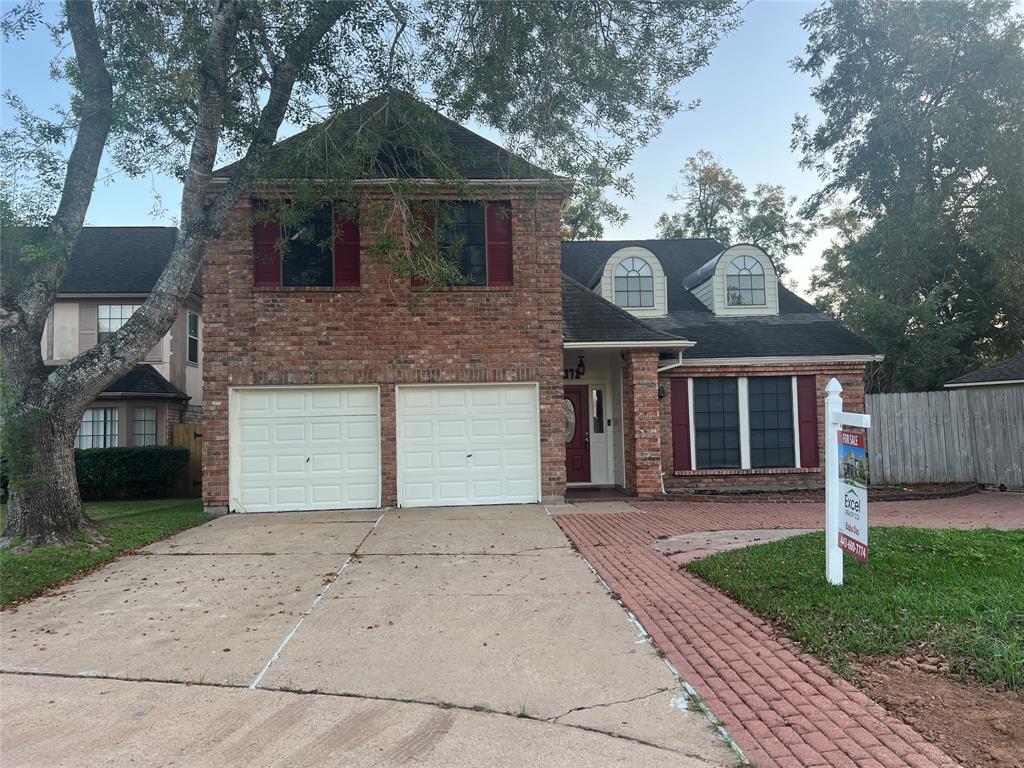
{"left": 0, "top": 505, "right": 737, "bottom": 767}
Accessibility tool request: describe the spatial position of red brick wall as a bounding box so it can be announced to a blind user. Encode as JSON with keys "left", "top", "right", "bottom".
{"left": 621, "top": 349, "right": 663, "bottom": 496}
{"left": 659, "top": 362, "right": 867, "bottom": 492}
{"left": 202, "top": 190, "right": 566, "bottom": 510}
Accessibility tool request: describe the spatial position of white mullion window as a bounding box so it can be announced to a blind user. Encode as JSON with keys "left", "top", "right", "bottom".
{"left": 98, "top": 304, "right": 142, "bottom": 344}
{"left": 75, "top": 407, "right": 119, "bottom": 449}
{"left": 133, "top": 407, "right": 158, "bottom": 446}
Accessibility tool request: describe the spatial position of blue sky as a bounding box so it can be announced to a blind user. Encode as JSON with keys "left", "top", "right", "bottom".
{"left": 1, "top": 0, "right": 829, "bottom": 294}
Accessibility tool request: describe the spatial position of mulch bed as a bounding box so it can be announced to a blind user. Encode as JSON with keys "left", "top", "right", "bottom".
{"left": 855, "top": 656, "right": 1024, "bottom": 768}
{"left": 663, "top": 482, "right": 979, "bottom": 503}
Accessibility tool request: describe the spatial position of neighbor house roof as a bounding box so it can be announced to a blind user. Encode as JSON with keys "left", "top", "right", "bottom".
{"left": 44, "top": 363, "right": 189, "bottom": 401}
{"left": 560, "top": 239, "right": 879, "bottom": 360}
{"left": 59, "top": 227, "right": 200, "bottom": 298}
{"left": 214, "top": 91, "right": 562, "bottom": 184}
{"left": 945, "top": 351, "right": 1024, "bottom": 388}
{"left": 561, "top": 275, "right": 692, "bottom": 347}
{"left": 98, "top": 364, "right": 190, "bottom": 400}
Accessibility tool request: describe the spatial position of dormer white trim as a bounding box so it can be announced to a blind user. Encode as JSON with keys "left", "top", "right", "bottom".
{"left": 688, "top": 244, "right": 780, "bottom": 316}
{"left": 598, "top": 246, "right": 668, "bottom": 318}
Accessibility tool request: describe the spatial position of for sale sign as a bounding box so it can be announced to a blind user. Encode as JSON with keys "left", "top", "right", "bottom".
{"left": 837, "top": 430, "right": 868, "bottom": 562}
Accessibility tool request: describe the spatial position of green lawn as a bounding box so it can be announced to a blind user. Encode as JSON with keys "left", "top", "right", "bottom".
{"left": 686, "top": 527, "right": 1024, "bottom": 689}
{"left": 1, "top": 499, "right": 212, "bottom": 606}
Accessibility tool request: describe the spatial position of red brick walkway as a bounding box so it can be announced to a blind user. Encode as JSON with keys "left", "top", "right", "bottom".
{"left": 555, "top": 493, "right": 1023, "bottom": 768}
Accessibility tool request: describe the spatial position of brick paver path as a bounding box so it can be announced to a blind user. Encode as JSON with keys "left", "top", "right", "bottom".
{"left": 555, "top": 493, "right": 1024, "bottom": 768}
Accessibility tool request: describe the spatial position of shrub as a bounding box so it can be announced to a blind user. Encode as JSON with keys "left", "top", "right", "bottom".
{"left": 75, "top": 447, "right": 189, "bottom": 500}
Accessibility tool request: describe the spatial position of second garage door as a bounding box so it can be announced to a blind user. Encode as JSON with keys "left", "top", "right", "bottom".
{"left": 396, "top": 384, "right": 541, "bottom": 507}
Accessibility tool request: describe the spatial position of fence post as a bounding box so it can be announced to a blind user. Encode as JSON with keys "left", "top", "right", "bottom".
{"left": 825, "top": 378, "right": 843, "bottom": 586}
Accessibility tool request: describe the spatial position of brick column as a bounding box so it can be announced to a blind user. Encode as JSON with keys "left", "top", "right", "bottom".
{"left": 622, "top": 349, "right": 663, "bottom": 496}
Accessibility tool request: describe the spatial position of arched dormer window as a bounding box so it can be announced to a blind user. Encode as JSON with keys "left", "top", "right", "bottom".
{"left": 614, "top": 257, "right": 655, "bottom": 308}
{"left": 726, "top": 255, "right": 765, "bottom": 306}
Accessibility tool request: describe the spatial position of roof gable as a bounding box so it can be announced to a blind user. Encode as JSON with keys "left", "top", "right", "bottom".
{"left": 946, "top": 351, "right": 1024, "bottom": 387}
{"left": 214, "top": 92, "right": 559, "bottom": 183}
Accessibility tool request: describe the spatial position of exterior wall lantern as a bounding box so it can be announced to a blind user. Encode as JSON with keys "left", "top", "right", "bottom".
{"left": 575, "top": 355, "right": 586, "bottom": 378}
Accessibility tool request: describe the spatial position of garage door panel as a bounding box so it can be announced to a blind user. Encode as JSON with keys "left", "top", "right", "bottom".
{"left": 397, "top": 385, "right": 539, "bottom": 508}
{"left": 232, "top": 387, "right": 380, "bottom": 513}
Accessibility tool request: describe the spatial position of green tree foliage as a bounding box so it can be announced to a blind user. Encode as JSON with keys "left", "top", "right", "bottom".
{"left": 0, "top": 0, "right": 743, "bottom": 546}
{"left": 794, "top": 0, "right": 1024, "bottom": 392}
{"left": 655, "top": 149, "right": 810, "bottom": 274}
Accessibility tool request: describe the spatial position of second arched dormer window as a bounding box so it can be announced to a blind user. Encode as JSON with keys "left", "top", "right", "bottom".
{"left": 726, "top": 255, "right": 766, "bottom": 306}
{"left": 614, "top": 257, "right": 655, "bottom": 308}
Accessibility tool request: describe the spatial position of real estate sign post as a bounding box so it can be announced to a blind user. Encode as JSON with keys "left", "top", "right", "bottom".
{"left": 824, "top": 379, "right": 871, "bottom": 586}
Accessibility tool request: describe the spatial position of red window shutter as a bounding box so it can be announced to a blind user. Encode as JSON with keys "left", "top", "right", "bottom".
{"left": 252, "top": 203, "right": 281, "bottom": 286}
{"left": 486, "top": 201, "right": 513, "bottom": 286}
{"left": 411, "top": 208, "right": 434, "bottom": 287}
{"left": 670, "top": 378, "right": 692, "bottom": 471}
{"left": 797, "top": 375, "right": 819, "bottom": 467}
{"left": 333, "top": 212, "right": 360, "bottom": 286}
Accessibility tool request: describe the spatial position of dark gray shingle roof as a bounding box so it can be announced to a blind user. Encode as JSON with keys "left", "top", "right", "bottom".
{"left": 215, "top": 92, "right": 560, "bottom": 183}
{"left": 60, "top": 227, "right": 199, "bottom": 297}
{"left": 945, "top": 351, "right": 1024, "bottom": 387}
{"left": 560, "top": 238, "right": 878, "bottom": 359}
{"left": 562, "top": 276, "right": 690, "bottom": 345}
{"left": 100, "top": 364, "right": 189, "bottom": 400}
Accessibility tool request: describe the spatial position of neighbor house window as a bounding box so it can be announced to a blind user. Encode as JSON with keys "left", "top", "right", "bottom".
{"left": 98, "top": 304, "right": 142, "bottom": 343}
{"left": 187, "top": 311, "right": 199, "bottom": 364}
{"left": 748, "top": 376, "right": 794, "bottom": 468}
{"left": 132, "top": 407, "right": 158, "bottom": 447}
{"left": 283, "top": 204, "right": 334, "bottom": 287}
{"left": 75, "top": 407, "right": 118, "bottom": 449}
{"left": 693, "top": 378, "right": 740, "bottom": 469}
{"left": 440, "top": 201, "right": 487, "bottom": 285}
{"left": 726, "top": 256, "right": 766, "bottom": 306}
{"left": 614, "top": 257, "right": 655, "bottom": 308}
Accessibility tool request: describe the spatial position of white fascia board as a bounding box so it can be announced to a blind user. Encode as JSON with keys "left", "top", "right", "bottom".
{"left": 671, "top": 354, "right": 884, "bottom": 366}
{"left": 563, "top": 340, "right": 695, "bottom": 349}
{"left": 944, "top": 379, "right": 1024, "bottom": 389}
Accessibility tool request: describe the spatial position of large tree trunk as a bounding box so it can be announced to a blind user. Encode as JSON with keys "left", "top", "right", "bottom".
{"left": 2, "top": 410, "right": 91, "bottom": 549}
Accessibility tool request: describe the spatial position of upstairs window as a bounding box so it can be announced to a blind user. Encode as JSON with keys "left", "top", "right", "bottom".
{"left": 726, "top": 256, "right": 765, "bottom": 306}
{"left": 283, "top": 205, "right": 334, "bottom": 287}
{"left": 98, "top": 304, "right": 141, "bottom": 344}
{"left": 252, "top": 202, "right": 360, "bottom": 288}
{"left": 186, "top": 311, "right": 199, "bottom": 364}
{"left": 440, "top": 202, "right": 487, "bottom": 285}
{"left": 614, "top": 257, "right": 655, "bottom": 308}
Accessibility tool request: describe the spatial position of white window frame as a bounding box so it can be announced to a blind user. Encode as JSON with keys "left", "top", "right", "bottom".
{"left": 98, "top": 304, "right": 141, "bottom": 344}
{"left": 132, "top": 406, "right": 158, "bottom": 447}
{"left": 687, "top": 375, "right": 801, "bottom": 471}
{"left": 76, "top": 407, "right": 119, "bottom": 449}
{"left": 186, "top": 311, "right": 200, "bottom": 365}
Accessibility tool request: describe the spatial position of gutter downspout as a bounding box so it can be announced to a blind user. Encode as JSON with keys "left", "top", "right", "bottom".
{"left": 657, "top": 350, "right": 685, "bottom": 373}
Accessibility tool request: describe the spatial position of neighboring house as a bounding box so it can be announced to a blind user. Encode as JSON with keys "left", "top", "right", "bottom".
{"left": 42, "top": 227, "right": 203, "bottom": 448}
{"left": 201, "top": 94, "right": 878, "bottom": 515}
{"left": 944, "top": 351, "right": 1024, "bottom": 392}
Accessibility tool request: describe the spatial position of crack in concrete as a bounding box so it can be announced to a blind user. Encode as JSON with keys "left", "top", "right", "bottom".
{"left": 0, "top": 669, "right": 715, "bottom": 760}
{"left": 545, "top": 686, "right": 672, "bottom": 722}
{"left": 248, "top": 511, "right": 385, "bottom": 689}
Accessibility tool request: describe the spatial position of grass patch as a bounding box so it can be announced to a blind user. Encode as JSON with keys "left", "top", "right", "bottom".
{"left": 686, "top": 527, "right": 1024, "bottom": 689}
{"left": 1, "top": 499, "right": 212, "bottom": 606}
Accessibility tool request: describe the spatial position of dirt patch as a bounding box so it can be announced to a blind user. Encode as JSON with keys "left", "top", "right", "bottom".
{"left": 855, "top": 656, "right": 1024, "bottom": 768}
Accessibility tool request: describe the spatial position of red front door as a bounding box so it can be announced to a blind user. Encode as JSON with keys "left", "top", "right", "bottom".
{"left": 564, "top": 385, "right": 591, "bottom": 483}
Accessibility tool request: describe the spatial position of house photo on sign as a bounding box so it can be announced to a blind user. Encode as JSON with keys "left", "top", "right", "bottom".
{"left": 838, "top": 430, "right": 868, "bottom": 562}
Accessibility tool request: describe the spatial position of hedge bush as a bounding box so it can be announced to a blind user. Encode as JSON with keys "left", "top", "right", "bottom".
{"left": 75, "top": 447, "right": 189, "bottom": 500}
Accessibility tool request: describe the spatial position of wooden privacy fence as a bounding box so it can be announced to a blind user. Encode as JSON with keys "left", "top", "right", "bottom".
{"left": 170, "top": 422, "right": 203, "bottom": 497}
{"left": 865, "top": 387, "right": 1024, "bottom": 488}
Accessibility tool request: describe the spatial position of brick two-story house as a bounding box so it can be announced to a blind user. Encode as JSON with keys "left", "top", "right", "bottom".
{"left": 201, "top": 96, "right": 878, "bottom": 514}
{"left": 44, "top": 227, "right": 203, "bottom": 448}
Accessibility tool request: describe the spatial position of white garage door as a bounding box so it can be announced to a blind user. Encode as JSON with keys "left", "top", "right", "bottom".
{"left": 396, "top": 384, "right": 541, "bottom": 507}
{"left": 231, "top": 387, "right": 380, "bottom": 513}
